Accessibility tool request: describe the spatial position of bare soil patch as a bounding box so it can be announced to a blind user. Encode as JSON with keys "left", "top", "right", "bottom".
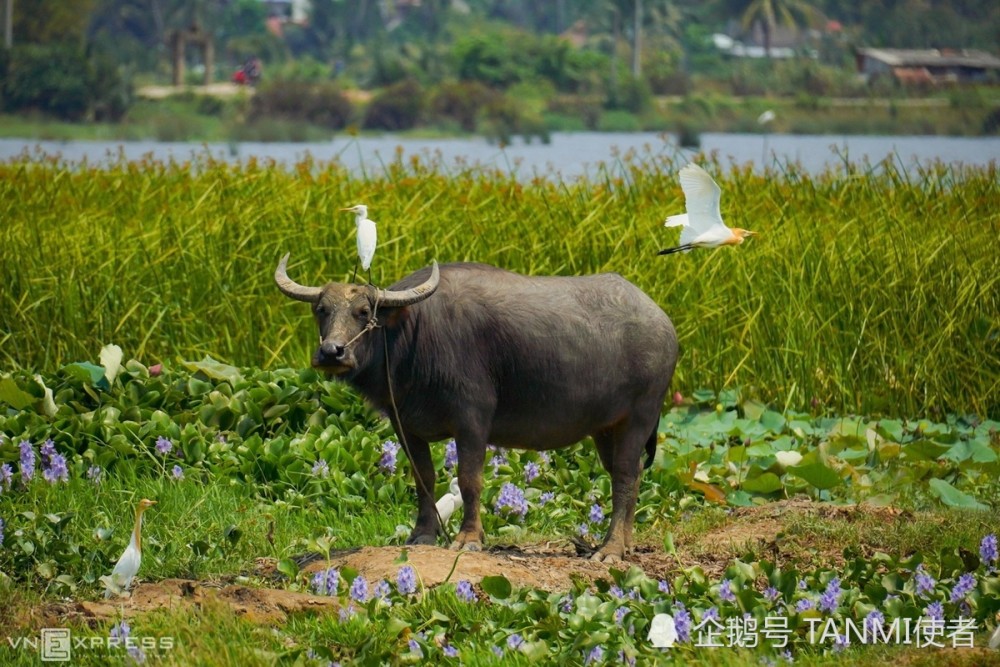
{"left": 33, "top": 500, "right": 914, "bottom": 628}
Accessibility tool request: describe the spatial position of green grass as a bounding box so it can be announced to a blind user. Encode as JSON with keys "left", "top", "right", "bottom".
{"left": 1, "top": 154, "right": 997, "bottom": 417}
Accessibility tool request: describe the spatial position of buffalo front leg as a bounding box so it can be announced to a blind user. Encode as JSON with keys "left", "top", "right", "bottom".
{"left": 399, "top": 433, "right": 439, "bottom": 545}
{"left": 451, "top": 432, "right": 487, "bottom": 552}
{"left": 592, "top": 420, "right": 651, "bottom": 563}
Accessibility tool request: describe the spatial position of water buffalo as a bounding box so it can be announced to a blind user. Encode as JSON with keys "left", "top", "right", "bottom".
{"left": 275, "top": 254, "right": 678, "bottom": 561}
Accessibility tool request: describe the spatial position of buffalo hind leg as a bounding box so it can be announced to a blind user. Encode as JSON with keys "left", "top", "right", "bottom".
{"left": 451, "top": 430, "right": 488, "bottom": 552}
{"left": 400, "top": 433, "right": 440, "bottom": 545}
{"left": 592, "top": 418, "right": 651, "bottom": 563}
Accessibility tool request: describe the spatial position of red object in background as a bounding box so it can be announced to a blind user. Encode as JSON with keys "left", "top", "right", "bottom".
{"left": 232, "top": 70, "right": 247, "bottom": 85}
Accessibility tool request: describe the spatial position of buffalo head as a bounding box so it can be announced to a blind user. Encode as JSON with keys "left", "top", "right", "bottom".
{"left": 274, "top": 253, "right": 440, "bottom": 374}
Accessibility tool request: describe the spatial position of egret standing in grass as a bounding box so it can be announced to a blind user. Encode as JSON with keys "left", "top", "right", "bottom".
{"left": 341, "top": 204, "right": 377, "bottom": 283}
{"left": 101, "top": 498, "right": 156, "bottom": 598}
{"left": 658, "top": 163, "right": 756, "bottom": 256}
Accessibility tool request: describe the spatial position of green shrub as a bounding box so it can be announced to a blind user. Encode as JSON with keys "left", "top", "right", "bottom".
{"left": 362, "top": 79, "right": 425, "bottom": 131}
{"left": 429, "top": 80, "right": 498, "bottom": 132}
{"left": 249, "top": 80, "right": 353, "bottom": 129}
{"left": 2, "top": 45, "right": 92, "bottom": 120}
{"left": 597, "top": 110, "right": 641, "bottom": 132}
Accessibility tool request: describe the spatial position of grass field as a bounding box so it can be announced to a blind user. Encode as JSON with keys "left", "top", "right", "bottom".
{"left": 1, "top": 152, "right": 999, "bottom": 665}
{"left": 0, "top": 151, "right": 997, "bottom": 417}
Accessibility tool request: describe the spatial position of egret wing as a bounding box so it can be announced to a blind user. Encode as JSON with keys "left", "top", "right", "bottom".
{"left": 357, "top": 219, "right": 378, "bottom": 271}
{"left": 678, "top": 164, "right": 723, "bottom": 237}
{"left": 663, "top": 213, "right": 688, "bottom": 228}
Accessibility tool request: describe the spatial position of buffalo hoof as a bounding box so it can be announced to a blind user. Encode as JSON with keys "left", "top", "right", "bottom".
{"left": 591, "top": 544, "right": 627, "bottom": 563}
{"left": 449, "top": 530, "right": 484, "bottom": 552}
{"left": 406, "top": 533, "right": 437, "bottom": 546}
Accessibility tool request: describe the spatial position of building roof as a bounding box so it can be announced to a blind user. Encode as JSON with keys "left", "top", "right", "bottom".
{"left": 857, "top": 48, "right": 1000, "bottom": 69}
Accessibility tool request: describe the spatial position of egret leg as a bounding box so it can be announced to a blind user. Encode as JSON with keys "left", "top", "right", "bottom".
{"left": 366, "top": 267, "right": 373, "bottom": 285}
{"left": 351, "top": 259, "right": 359, "bottom": 283}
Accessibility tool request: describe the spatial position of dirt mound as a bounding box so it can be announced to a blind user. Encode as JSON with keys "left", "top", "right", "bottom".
{"left": 34, "top": 500, "right": 911, "bottom": 628}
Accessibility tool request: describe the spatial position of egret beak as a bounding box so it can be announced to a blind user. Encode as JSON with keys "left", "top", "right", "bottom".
{"left": 339, "top": 207, "right": 356, "bottom": 212}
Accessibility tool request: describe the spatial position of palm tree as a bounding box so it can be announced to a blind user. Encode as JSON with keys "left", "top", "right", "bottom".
{"left": 722, "top": 0, "right": 823, "bottom": 57}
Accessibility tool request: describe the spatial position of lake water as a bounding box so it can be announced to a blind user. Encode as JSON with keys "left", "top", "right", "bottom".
{"left": 1, "top": 133, "right": 997, "bottom": 179}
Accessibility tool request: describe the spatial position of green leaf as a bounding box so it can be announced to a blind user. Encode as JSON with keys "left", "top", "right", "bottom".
{"left": 276, "top": 558, "right": 299, "bottom": 579}
{"left": 63, "top": 362, "right": 109, "bottom": 389}
{"left": 742, "top": 472, "right": 784, "bottom": 494}
{"left": 903, "top": 439, "right": 950, "bottom": 461}
{"left": 0, "top": 377, "right": 38, "bottom": 409}
{"left": 760, "top": 410, "right": 786, "bottom": 434}
{"left": 788, "top": 462, "right": 841, "bottom": 490}
{"left": 927, "top": 478, "right": 988, "bottom": 510}
{"left": 179, "top": 356, "right": 244, "bottom": 384}
{"left": 480, "top": 575, "right": 512, "bottom": 599}
{"left": 384, "top": 617, "right": 410, "bottom": 636}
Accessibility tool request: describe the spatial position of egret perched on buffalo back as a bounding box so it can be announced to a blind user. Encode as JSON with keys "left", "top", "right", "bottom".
{"left": 658, "top": 163, "right": 755, "bottom": 256}
{"left": 341, "top": 204, "right": 377, "bottom": 283}
{"left": 101, "top": 498, "right": 156, "bottom": 598}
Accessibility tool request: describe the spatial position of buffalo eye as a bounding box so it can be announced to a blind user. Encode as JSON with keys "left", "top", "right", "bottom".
{"left": 314, "top": 304, "right": 327, "bottom": 318}
{"left": 357, "top": 306, "right": 372, "bottom": 321}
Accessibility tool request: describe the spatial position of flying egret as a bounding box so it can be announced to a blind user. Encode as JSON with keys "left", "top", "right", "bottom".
{"left": 101, "top": 498, "right": 156, "bottom": 598}
{"left": 658, "top": 163, "right": 755, "bottom": 256}
{"left": 341, "top": 204, "right": 377, "bottom": 283}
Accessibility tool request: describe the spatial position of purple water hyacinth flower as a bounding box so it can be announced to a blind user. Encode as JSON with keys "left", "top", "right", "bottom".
{"left": 560, "top": 595, "right": 574, "bottom": 613}
{"left": 109, "top": 619, "right": 130, "bottom": 643}
{"left": 538, "top": 491, "right": 555, "bottom": 505}
{"left": 42, "top": 453, "right": 69, "bottom": 484}
{"left": 538, "top": 451, "right": 551, "bottom": 465}
{"left": 494, "top": 482, "right": 528, "bottom": 517}
{"left": 491, "top": 645, "right": 503, "bottom": 657}
{"left": 578, "top": 522, "right": 590, "bottom": 537}
{"left": 924, "top": 601, "right": 944, "bottom": 622}
{"left": 719, "top": 578, "right": 736, "bottom": 603}
{"left": 408, "top": 639, "right": 423, "bottom": 657}
{"left": 86, "top": 465, "right": 102, "bottom": 484}
{"left": 702, "top": 606, "right": 720, "bottom": 622}
{"left": 949, "top": 572, "right": 976, "bottom": 602}
{"left": 796, "top": 598, "right": 814, "bottom": 612}
{"left": 444, "top": 440, "right": 458, "bottom": 469}
{"left": 819, "top": 577, "right": 842, "bottom": 613}
{"left": 914, "top": 564, "right": 936, "bottom": 598}
{"left": 456, "top": 580, "right": 476, "bottom": 602}
{"left": 507, "top": 633, "right": 524, "bottom": 651}
{"left": 589, "top": 504, "right": 604, "bottom": 524}
{"left": 311, "top": 567, "right": 339, "bottom": 596}
{"left": 524, "top": 461, "right": 540, "bottom": 484}
{"left": 981, "top": 534, "right": 998, "bottom": 568}
{"left": 797, "top": 578, "right": 808, "bottom": 590}
{"left": 396, "top": 565, "right": 417, "bottom": 595}
{"left": 0, "top": 516, "right": 5, "bottom": 546}
{"left": 832, "top": 633, "right": 848, "bottom": 653}
{"left": 618, "top": 650, "right": 636, "bottom": 667}
{"left": 489, "top": 452, "right": 507, "bottom": 471}
{"left": 864, "top": 609, "right": 885, "bottom": 634}
{"left": 171, "top": 465, "right": 184, "bottom": 481}
{"left": 154, "top": 436, "right": 173, "bottom": 456}
{"left": 764, "top": 586, "right": 780, "bottom": 603}
{"left": 658, "top": 579, "right": 671, "bottom": 594}
{"left": 584, "top": 645, "right": 604, "bottom": 665}
{"left": 0, "top": 462, "right": 13, "bottom": 490}
{"left": 380, "top": 440, "right": 401, "bottom": 473}
{"left": 614, "top": 606, "right": 629, "bottom": 625}
{"left": 443, "top": 644, "right": 459, "bottom": 658}
{"left": 674, "top": 602, "right": 692, "bottom": 642}
{"left": 349, "top": 575, "right": 369, "bottom": 603}
{"left": 609, "top": 585, "right": 625, "bottom": 599}
{"left": 40, "top": 439, "right": 56, "bottom": 464}
{"left": 312, "top": 459, "right": 329, "bottom": 478}
{"left": 373, "top": 579, "right": 391, "bottom": 604}
{"left": 339, "top": 603, "right": 355, "bottom": 621}
{"left": 19, "top": 441, "right": 35, "bottom": 483}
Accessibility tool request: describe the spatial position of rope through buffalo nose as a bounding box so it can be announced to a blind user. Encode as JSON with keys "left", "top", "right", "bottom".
{"left": 341, "top": 297, "right": 382, "bottom": 350}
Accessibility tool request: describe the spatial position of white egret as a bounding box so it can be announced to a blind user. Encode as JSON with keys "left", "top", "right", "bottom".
{"left": 341, "top": 204, "right": 377, "bottom": 283}
{"left": 658, "top": 163, "right": 755, "bottom": 256}
{"left": 101, "top": 498, "right": 156, "bottom": 598}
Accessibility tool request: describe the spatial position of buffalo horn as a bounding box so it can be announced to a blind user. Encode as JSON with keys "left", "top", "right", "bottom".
{"left": 274, "top": 253, "right": 323, "bottom": 302}
{"left": 376, "top": 261, "right": 440, "bottom": 307}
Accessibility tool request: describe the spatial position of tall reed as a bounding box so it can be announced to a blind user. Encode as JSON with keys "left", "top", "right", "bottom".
{"left": 1, "top": 149, "right": 996, "bottom": 417}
